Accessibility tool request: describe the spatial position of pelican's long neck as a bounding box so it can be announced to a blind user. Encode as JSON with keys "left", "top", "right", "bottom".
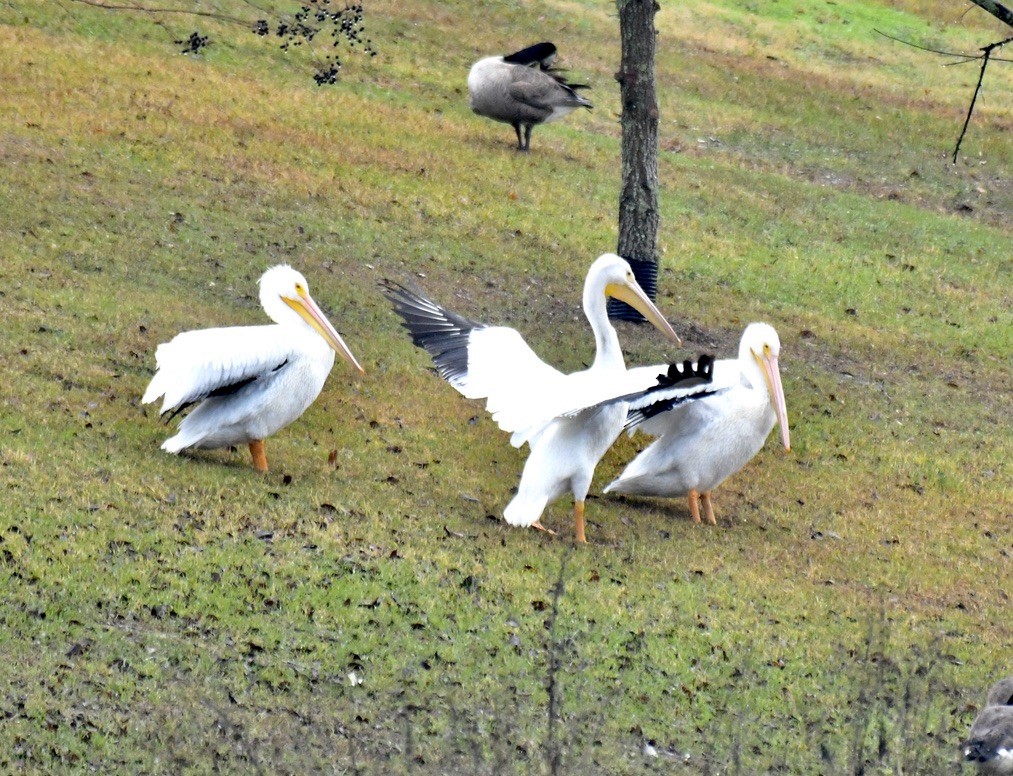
{"left": 264, "top": 295, "right": 306, "bottom": 332}
{"left": 738, "top": 339, "right": 766, "bottom": 395}
{"left": 584, "top": 281, "right": 625, "bottom": 372}
{"left": 262, "top": 293, "right": 326, "bottom": 355}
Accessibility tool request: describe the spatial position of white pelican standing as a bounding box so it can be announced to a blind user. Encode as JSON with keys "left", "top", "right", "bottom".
{"left": 604, "top": 323, "right": 791, "bottom": 525}
{"left": 382, "top": 254, "right": 688, "bottom": 543}
{"left": 468, "top": 41, "right": 592, "bottom": 151}
{"left": 963, "top": 676, "right": 1013, "bottom": 774}
{"left": 142, "top": 265, "right": 363, "bottom": 472}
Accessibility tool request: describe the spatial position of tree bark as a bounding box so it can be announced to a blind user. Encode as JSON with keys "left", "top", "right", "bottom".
{"left": 610, "top": 0, "right": 660, "bottom": 321}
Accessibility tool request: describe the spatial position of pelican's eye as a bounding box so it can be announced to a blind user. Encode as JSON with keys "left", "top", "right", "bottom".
{"left": 763, "top": 343, "right": 771, "bottom": 356}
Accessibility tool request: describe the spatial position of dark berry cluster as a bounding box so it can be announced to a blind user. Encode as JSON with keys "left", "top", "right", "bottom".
{"left": 313, "top": 63, "right": 340, "bottom": 85}
{"left": 175, "top": 31, "right": 209, "bottom": 55}
{"left": 254, "top": 1, "right": 376, "bottom": 84}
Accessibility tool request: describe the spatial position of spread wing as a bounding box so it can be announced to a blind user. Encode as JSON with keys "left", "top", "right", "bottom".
{"left": 382, "top": 280, "right": 569, "bottom": 442}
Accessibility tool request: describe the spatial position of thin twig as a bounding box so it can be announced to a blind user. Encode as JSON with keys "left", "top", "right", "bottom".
{"left": 953, "top": 36, "right": 1012, "bottom": 162}
{"left": 874, "top": 29, "right": 979, "bottom": 60}
{"left": 877, "top": 27, "right": 1011, "bottom": 162}
{"left": 955, "top": 48, "right": 993, "bottom": 162}
{"left": 544, "top": 550, "right": 573, "bottom": 776}
{"left": 943, "top": 55, "right": 1013, "bottom": 66}
{"left": 874, "top": 29, "right": 1013, "bottom": 63}
{"left": 70, "top": 0, "right": 249, "bottom": 26}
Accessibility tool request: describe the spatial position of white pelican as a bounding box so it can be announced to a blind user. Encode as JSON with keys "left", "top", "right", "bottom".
{"left": 468, "top": 41, "right": 592, "bottom": 151}
{"left": 142, "top": 265, "right": 363, "bottom": 472}
{"left": 964, "top": 677, "right": 1013, "bottom": 774}
{"left": 604, "top": 323, "right": 791, "bottom": 525}
{"left": 383, "top": 253, "right": 689, "bottom": 543}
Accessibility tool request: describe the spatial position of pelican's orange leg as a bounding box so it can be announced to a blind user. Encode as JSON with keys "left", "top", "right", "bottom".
{"left": 688, "top": 489, "right": 702, "bottom": 523}
{"left": 701, "top": 491, "right": 716, "bottom": 525}
{"left": 249, "top": 439, "right": 269, "bottom": 472}
{"left": 573, "top": 500, "right": 586, "bottom": 544}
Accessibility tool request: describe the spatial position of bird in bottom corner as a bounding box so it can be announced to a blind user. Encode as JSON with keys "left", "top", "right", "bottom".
{"left": 604, "top": 323, "right": 791, "bottom": 525}
{"left": 382, "top": 253, "right": 712, "bottom": 543}
{"left": 963, "top": 677, "right": 1013, "bottom": 774}
{"left": 142, "top": 265, "right": 363, "bottom": 472}
{"left": 467, "top": 41, "right": 592, "bottom": 151}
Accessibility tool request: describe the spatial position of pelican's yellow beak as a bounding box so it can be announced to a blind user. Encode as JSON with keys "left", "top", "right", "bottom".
{"left": 284, "top": 290, "right": 365, "bottom": 374}
{"left": 753, "top": 348, "right": 790, "bottom": 451}
{"left": 605, "top": 280, "right": 682, "bottom": 346}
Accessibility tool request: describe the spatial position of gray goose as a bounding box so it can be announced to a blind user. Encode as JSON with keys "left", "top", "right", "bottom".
{"left": 467, "top": 42, "right": 592, "bottom": 151}
{"left": 964, "top": 676, "right": 1013, "bottom": 774}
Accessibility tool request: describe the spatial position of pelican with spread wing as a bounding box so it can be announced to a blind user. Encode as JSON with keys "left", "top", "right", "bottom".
{"left": 605, "top": 323, "right": 790, "bottom": 524}
{"left": 383, "top": 253, "right": 693, "bottom": 543}
{"left": 142, "top": 265, "right": 363, "bottom": 472}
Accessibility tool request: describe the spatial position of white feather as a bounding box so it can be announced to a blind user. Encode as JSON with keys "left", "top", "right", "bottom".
{"left": 142, "top": 265, "right": 360, "bottom": 464}
{"left": 143, "top": 325, "right": 301, "bottom": 414}
{"left": 385, "top": 253, "right": 681, "bottom": 537}
{"left": 605, "top": 323, "right": 791, "bottom": 511}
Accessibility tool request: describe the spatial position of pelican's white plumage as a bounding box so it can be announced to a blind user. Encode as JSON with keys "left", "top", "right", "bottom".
{"left": 605, "top": 323, "right": 791, "bottom": 524}
{"left": 142, "top": 265, "right": 363, "bottom": 471}
{"left": 964, "top": 677, "right": 1013, "bottom": 775}
{"left": 468, "top": 41, "right": 592, "bottom": 151}
{"left": 383, "top": 254, "right": 688, "bottom": 542}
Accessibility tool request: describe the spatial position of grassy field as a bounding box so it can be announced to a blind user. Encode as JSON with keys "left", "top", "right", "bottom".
{"left": 0, "top": 0, "right": 1010, "bottom": 772}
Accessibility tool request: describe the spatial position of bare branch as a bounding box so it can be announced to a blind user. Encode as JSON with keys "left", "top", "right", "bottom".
{"left": 944, "top": 54, "right": 1013, "bottom": 65}
{"left": 878, "top": 24, "right": 1011, "bottom": 162}
{"left": 874, "top": 29, "right": 979, "bottom": 60}
{"left": 874, "top": 28, "right": 1013, "bottom": 63}
{"left": 70, "top": 0, "right": 248, "bottom": 26}
{"left": 543, "top": 551, "right": 572, "bottom": 776}
{"left": 966, "top": 0, "right": 1013, "bottom": 28}
{"left": 953, "top": 36, "right": 1012, "bottom": 162}
{"left": 67, "top": 0, "right": 376, "bottom": 84}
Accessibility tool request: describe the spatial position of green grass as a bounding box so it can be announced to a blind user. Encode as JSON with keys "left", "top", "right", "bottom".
{"left": 0, "top": 0, "right": 1010, "bottom": 772}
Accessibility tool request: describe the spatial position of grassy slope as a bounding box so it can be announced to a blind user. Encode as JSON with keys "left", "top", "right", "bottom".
{"left": 0, "top": 0, "right": 1009, "bottom": 772}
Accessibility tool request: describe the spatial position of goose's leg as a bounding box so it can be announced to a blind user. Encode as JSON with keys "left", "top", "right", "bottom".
{"left": 574, "top": 500, "right": 586, "bottom": 544}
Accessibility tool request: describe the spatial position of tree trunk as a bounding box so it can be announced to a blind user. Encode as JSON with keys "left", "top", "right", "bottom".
{"left": 610, "top": 0, "right": 660, "bottom": 322}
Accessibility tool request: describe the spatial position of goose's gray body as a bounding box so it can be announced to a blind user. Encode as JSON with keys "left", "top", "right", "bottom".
{"left": 964, "top": 677, "right": 1013, "bottom": 774}
{"left": 468, "top": 42, "right": 592, "bottom": 150}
